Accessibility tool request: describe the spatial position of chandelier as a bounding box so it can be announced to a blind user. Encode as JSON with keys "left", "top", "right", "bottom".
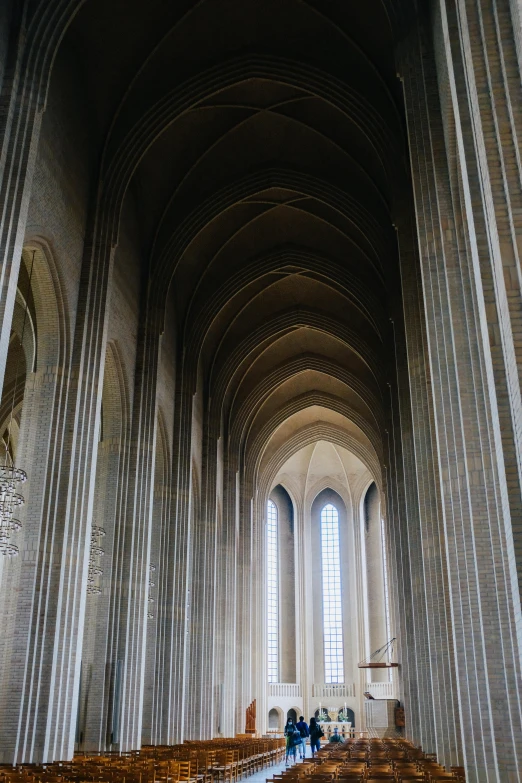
{"left": 87, "top": 525, "right": 105, "bottom": 594}
{"left": 0, "top": 466, "right": 27, "bottom": 556}
{"left": 147, "top": 563, "right": 156, "bottom": 619}
{"left": 0, "top": 251, "right": 35, "bottom": 556}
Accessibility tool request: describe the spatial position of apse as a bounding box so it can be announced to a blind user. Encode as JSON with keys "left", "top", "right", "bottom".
{"left": 262, "top": 437, "right": 390, "bottom": 731}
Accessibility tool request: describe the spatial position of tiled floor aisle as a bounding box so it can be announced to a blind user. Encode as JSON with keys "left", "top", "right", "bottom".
{"left": 245, "top": 748, "right": 311, "bottom": 783}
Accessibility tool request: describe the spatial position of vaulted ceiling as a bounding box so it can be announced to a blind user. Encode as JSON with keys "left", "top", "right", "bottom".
{"left": 60, "top": 0, "right": 416, "bottom": 483}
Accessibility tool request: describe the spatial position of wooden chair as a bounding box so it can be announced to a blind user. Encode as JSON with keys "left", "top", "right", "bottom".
{"left": 317, "top": 766, "right": 339, "bottom": 778}
{"left": 338, "top": 765, "right": 365, "bottom": 772}
{"left": 209, "top": 753, "right": 236, "bottom": 783}
{"left": 194, "top": 753, "right": 214, "bottom": 783}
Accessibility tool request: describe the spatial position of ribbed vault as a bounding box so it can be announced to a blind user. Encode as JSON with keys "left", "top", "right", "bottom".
{"left": 58, "top": 0, "right": 413, "bottom": 490}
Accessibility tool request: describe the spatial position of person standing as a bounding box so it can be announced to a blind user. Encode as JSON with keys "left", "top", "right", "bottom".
{"left": 284, "top": 718, "right": 298, "bottom": 765}
{"left": 328, "top": 726, "right": 343, "bottom": 743}
{"left": 309, "top": 717, "right": 324, "bottom": 757}
{"left": 296, "top": 716, "right": 309, "bottom": 759}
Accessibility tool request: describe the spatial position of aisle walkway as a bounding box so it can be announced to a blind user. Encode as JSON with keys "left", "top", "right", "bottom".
{"left": 246, "top": 747, "right": 309, "bottom": 783}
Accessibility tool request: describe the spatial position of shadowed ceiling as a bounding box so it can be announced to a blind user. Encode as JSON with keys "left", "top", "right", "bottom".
{"left": 61, "top": 0, "right": 415, "bottom": 483}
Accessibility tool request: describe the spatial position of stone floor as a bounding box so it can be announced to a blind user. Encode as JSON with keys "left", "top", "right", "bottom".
{"left": 246, "top": 747, "right": 311, "bottom": 783}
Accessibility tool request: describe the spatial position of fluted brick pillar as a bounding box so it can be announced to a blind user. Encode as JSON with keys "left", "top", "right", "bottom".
{"left": 0, "top": 196, "right": 121, "bottom": 765}
{"left": 80, "top": 437, "right": 126, "bottom": 751}
{"left": 0, "top": 365, "right": 72, "bottom": 763}
{"left": 385, "top": 320, "right": 434, "bottom": 753}
{"left": 142, "top": 418, "right": 172, "bottom": 745}
{"left": 363, "top": 484, "right": 387, "bottom": 684}
{"left": 220, "top": 463, "right": 239, "bottom": 737}
{"left": 236, "top": 480, "right": 254, "bottom": 735}
{"left": 114, "top": 316, "right": 160, "bottom": 751}
{"left": 252, "top": 492, "right": 267, "bottom": 736}
{"left": 401, "top": 5, "right": 522, "bottom": 777}
{"left": 80, "top": 344, "right": 130, "bottom": 752}
{"left": 158, "top": 373, "right": 193, "bottom": 743}
{"left": 184, "top": 414, "right": 220, "bottom": 740}
{"left": 396, "top": 215, "right": 461, "bottom": 766}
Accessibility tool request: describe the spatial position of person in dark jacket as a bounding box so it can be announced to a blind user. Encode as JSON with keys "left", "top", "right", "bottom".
{"left": 296, "top": 716, "right": 309, "bottom": 759}
{"left": 284, "top": 719, "right": 299, "bottom": 765}
{"left": 328, "top": 726, "right": 343, "bottom": 743}
{"left": 309, "top": 717, "right": 324, "bottom": 757}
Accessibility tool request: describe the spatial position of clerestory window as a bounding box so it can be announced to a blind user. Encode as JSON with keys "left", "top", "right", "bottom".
{"left": 321, "top": 503, "right": 344, "bottom": 683}
{"left": 267, "top": 499, "right": 279, "bottom": 683}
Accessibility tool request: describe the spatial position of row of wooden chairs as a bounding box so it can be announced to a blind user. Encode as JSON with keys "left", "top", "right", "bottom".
{"left": 267, "top": 738, "right": 465, "bottom": 783}
{"left": 0, "top": 738, "right": 285, "bottom": 783}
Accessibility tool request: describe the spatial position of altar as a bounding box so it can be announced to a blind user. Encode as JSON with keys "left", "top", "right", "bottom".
{"left": 318, "top": 721, "right": 355, "bottom": 738}
{"left": 316, "top": 706, "right": 353, "bottom": 737}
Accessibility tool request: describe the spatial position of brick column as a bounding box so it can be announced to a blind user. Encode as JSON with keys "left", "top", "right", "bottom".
{"left": 295, "top": 496, "right": 311, "bottom": 725}
{"left": 252, "top": 490, "right": 267, "bottom": 736}
{"left": 363, "top": 484, "right": 387, "bottom": 684}
{"left": 142, "top": 419, "right": 172, "bottom": 745}
{"left": 352, "top": 480, "right": 371, "bottom": 732}
{"left": 157, "top": 372, "right": 194, "bottom": 743}
{"left": 115, "top": 315, "right": 160, "bottom": 752}
{"left": 0, "top": 213, "right": 118, "bottom": 762}
{"left": 401, "top": 5, "right": 522, "bottom": 777}
{"left": 220, "top": 463, "right": 239, "bottom": 736}
{"left": 236, "top": 480, "right": 254, "bottom": 735}
{"left": 0, "top": 365, "right": 73, "bottom": 763}
{"left": 80, "top": 435, "right": 128, "bottom": 751}
{"left": 396, "top": 215, "right": 461, "bottom": 767}
{"left": 184, "top": 415, "right": 220, "bottom": 740}
{"left": 77, "top": 339, "right": 130, "bottom": 751}
{"left": 385, "top": 321, "right": 434, "bottom": 753}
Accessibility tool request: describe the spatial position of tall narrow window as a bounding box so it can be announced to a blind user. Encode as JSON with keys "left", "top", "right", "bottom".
{"left": 267, "top": 499, "right": 279, "bottom": 683}
{"left": 321, "top": 503, "right": 344, "bottom": 683}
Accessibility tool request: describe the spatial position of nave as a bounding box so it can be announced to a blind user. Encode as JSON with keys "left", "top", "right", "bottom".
{"left": 0, "top": 1, "right": 521, "bottom": 782}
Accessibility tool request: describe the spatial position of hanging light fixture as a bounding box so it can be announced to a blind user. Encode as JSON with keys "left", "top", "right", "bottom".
{"left": 0, "top": 467, "right": 26, "bottom": 556}
{"left": 87, "top": 525, "right": 105, "bottom": 594}
{"left": 0, "top": 251, "right": 34, "bottom": 556}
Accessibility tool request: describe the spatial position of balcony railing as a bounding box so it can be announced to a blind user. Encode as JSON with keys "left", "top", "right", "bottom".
{"left": 364, "top": 681, "right": 397, "bottom": 699}
{"left": 312, "top": 683, "right": 356, "bottom": 698}
{"left": 269, "top": 683, "right": 301, "bottom": 698}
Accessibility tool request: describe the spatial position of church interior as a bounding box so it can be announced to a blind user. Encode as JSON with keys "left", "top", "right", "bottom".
{"left": 0, "top": 1, "right": 521, "bottom": 781}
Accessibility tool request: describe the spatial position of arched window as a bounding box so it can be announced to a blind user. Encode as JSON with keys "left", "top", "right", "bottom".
{"left": 321, "top": 503, "right": 344, "bottom": 683}
{"left": 267, "top": 499, "right": 279, "bottom": 683}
